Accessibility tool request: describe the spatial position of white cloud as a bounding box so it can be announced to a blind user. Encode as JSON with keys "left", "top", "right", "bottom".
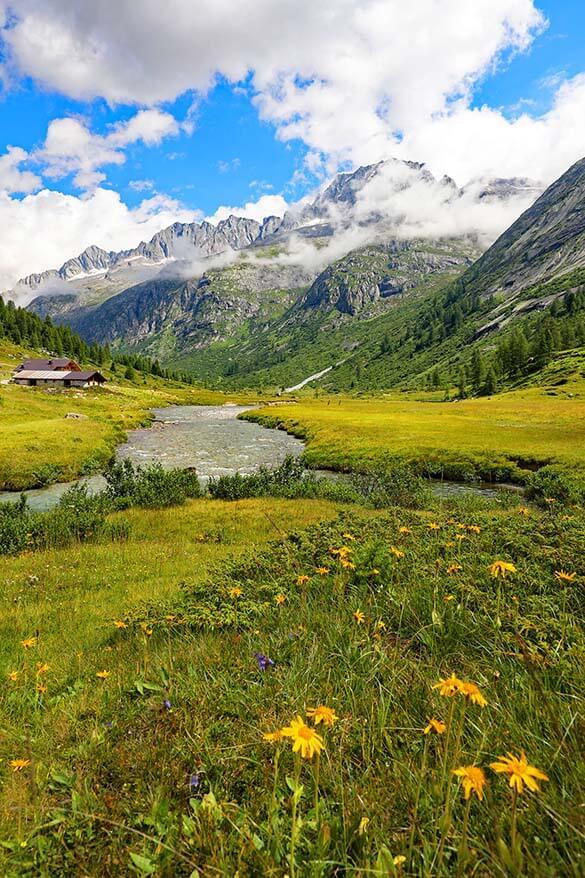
{"left": 5, "top": 0, "right": 581, "bottom": 187}
{"left": 206, "top": 193, "right": 289, "bottom": 224}
{"left": 0, "top": 145, "right": 41, "bottom": 193}
{"left": 36, "top": 109, "right": 180, "bottom": 190}
{"left": 0, "top": 187, "right": 196, "bottom": 292}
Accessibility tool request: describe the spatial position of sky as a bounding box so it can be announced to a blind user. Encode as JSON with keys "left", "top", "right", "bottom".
{"left": 0, "top": 0, "right": 584, "bottom": 288}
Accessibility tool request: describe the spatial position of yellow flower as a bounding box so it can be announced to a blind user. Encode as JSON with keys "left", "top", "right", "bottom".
{"left": 342, "top": 533, "right": 356, "bottom": 541}
{"left": 488, "top": 560, "right": 517, "bottom": 578}
{"left": 114, "top": 620, "right": 127, "bottom": 629}
{"left": 296, "top": 575, "right": 310, "bottom": 585}
{"left": 7, "top": 671, "right": 18, "bottom": 682}
{"left": 358, "top": 816, "right": 370, "bottom": 835}
{"left": 447, "top": 563, "right": 462, "bottom": 575}
{"left": 341, "top": 559, "right": 356, "bottom": 570}
{"left": 424, "top": 718, "right": 447, "bottom": 735}
{"left": 398, "top": 526, "right": 411, "bottom": 535}
{"left": 490, "top": 751, "right": 548, "bottom": 794}
{"left": 444, "top": 594, "right": 455, "bottom": 603}
{"left": 554, "top": 570, "right": 576, "bottom": 584}
{"left": 36, "top": 683, "right": 47, "bottom": 694}
{"left": 140, "top": 622, "right": 153, "bottom": 635}
{"left": 370, "top": 568, "right": 380, "bottom": 576}
{"left": 375, "top": 619, "right": 386, "bottom": 630}
{"left": 432, "top": 673, "right": 464, "bottom": 697}
{"left": 544, "top": 497, "right": 556, "bottom": 504}
{"left": 229, "top": 586, "right": 243, "bottom": 598}
{"left": 96, "top": 670, "right": 110, "bottom": 679}
{"left": 453, "top": 765, "right": 487, "bottom": 800}
{"left": 35, "top": 662, "right": 49, "bottom": 675}
{"left": 306, "top": 705, "right": 338, "bottom": 727}
{"left": 280, "top": 716, "right": 325, "bottom": 759}
{"left": 353, "top": 609, "right": 365, "bottom": 624}
{"left": 518, "top": 506, "right": 530, "bottom": 516}
{"left": 394, "top": 855, "right": 407, "bottom": 867}
{"left": 445, "top": 541, "right": 455, "bottom": 549}
{"left": 275, "top": 593, "right": 286, "bottom": 605}
{"left": 9, "top": 759, "right": 30, "bottom": 772}
{"left": 390, "top": 546, "right": 404, "bottom": 558}
{"left": 428, "top": 522, "right": 440, "bottom": 531}
{"left": 262, "top": 729, "right": 284, "bottom": 743}
{"left": 315, "top": 566, "right": 330, "bottom": 576}
{"left": 21, "top": 636, "right": 37, "bottom": 649}
{"left": 459, "top": 681, "right": 488, "bottom": 707}
{"left": 466, "top": 525, "right": 481, "bottom": 534}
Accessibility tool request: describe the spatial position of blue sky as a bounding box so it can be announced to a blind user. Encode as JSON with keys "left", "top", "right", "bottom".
{"left": 0, "top": 0, "right": 583, "bottom": 285}
{"left": 0, "top": 0, "right": 581, "bottom": 215}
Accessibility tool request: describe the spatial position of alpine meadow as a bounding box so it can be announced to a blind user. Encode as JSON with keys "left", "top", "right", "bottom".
{"left": 0, "top": 2, "right": 584, "bottom": 876}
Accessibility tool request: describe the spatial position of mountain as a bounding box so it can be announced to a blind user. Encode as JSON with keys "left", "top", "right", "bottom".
{"left": 12, "top": 157, "right": 546, "bottom": 383}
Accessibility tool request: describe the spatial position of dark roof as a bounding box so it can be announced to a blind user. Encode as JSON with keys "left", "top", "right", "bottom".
{"left": 68, "top": 371, "right": 106, "bottom": 381}
{"left": 19, "top": 358, "right": 78, "bottom": 371}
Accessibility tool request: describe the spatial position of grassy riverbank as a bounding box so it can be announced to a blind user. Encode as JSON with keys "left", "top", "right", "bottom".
{"left": 0, "top": 492, "right": 583, "bottom": 875}
{"left": 245, "top": 384, "right": 585, "bottom": 482}
{"left": 0, "top": 340, "right": 257, "bottom": 491}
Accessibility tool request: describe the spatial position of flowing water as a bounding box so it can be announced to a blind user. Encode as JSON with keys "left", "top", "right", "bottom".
{"left": 0, "top": 403, "right": 522, "bottom": 512}
{"left": 0, "top": 404, "right": 304, "bottom": 512}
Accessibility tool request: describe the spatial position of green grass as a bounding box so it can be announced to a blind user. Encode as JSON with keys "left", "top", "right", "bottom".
{"left": 0, "top": 494, "right": 583, "bottom": 875}
{"left": 244, "top": 385, "right": 585, "bottom": 481}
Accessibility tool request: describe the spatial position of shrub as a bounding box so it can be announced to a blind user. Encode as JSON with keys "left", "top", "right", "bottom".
{"left": 525, "top": 464, "right": 585, "bottom": 507}
{"left": 0, "top": 485, "right": 128, "bottom": 556}
{"left": 104, "top": 459, "right": 201, "bottom": 508}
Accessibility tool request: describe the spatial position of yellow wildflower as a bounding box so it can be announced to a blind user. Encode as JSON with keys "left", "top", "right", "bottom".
{"left": 454, "top": 765, "right": 487, "bottom": 800}
{"left": 36, "top": 683, "right": 47, "bottom": 694}
{"left": 554, "top": 570, "right": 576, "bottom": 584}
{"left": 390, "top": 546, "right": 404, "bottom": 558}
{"left": 7, "top": 671, "right": 18, "bottom": 682}
{"left": 488, "top": 560, "right": 517, "bottom": 578}
{"left": 455, "top": 533, "right": 466, "bottom": 542}
{"left": 375, "top": 619, "right": 386, "bottom": 630}
{"left": 114, "top": 620, "right": 127, "bottom": 629}
{"left": 544, "top": 497, "right": 556, "bottom": 504}
{"left": 444, "top": 594, "right": 455, "bottom": 602}
{"left": 96, "top": 670, "right": 110, "bottom": 680}
{"left": 518, "top": 506, "right": 530, "bottom": 516}
{"left": 445, "top": 541, "right": 455, "bottom": 548}
{"left": 490, "top": 751, "right": 549, "bottom": 794}
{"left": 370, "top": 568, "right": 380, "bottom": 576}
{"left": 35, "top": 662, "right": 49, "bottom": 675}
{"left": 21, "top": 636, "right": 37, "bottom": 649}
{"left": 459, "top": 681, "right": 488, "bottom": 707}
{"left": 280, "top": 715, "right": 325, "bottom": 759}
{"left": 424, "top": 718, "right": 447, "bottom": 735}
{"left": 9, "top": 759, "right": 30, "bottom": 772}
{"left": 394, "top": 856, "right": 407, "bottom": 867}
{"left": 398, "top": 526, "right": 411, "bottom": 535}
{"left": 342, "top": 533, "right": 356, "bottom": 541}
{"left": 353, "top": 609, "right": 365, "bottom": 624}
{"left": 447, "top": 563, "right": 462, "bottom": 575}
{"left": 432, "top": 673, "right": 464, "bottom": 697}
{"left": 358, "top": 816, "right": 370, "bottom": 835}
{"left": 296, "top": 575, "right": 310, "bottom": 585}
{"left": 275, "top": 593, "right": 286, "bottom": 605}
{"left": 341, "top": 559, "right": 356, "bottom": 570}
{"left": 306, "top": 705, "right": 338, "bottom": 727}
{"left": 262, "top": 729, "right": 284, "bottom": 743}
{"left": 428, "top": 522, "right": 440, "bottom": 531}
{"left": 466, "top": 525, "right": 481, "bottom": 534}
{"left": 315, "top": 566, "right": 330, "bottom": 576}
{"left": 229, "top": 586, "right": 243, "bottom": 598}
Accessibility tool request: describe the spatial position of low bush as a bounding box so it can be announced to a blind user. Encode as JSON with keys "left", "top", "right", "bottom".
{"left": 104, "top": 459, "right": 201, "bottom": 508}
{"left": 525, "top": 464, "right": 585, "bottom": 507}
{"left": 0, "top": 485, "right": 128, "bottom": 556}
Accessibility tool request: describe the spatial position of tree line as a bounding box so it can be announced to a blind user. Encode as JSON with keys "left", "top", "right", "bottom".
{"left": 0, "top": 296, "right": 196, "bottom": 384}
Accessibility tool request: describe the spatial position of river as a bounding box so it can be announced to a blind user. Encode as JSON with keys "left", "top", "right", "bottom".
{"left": 0, "top": 403, "right": 520, "bottom": 512}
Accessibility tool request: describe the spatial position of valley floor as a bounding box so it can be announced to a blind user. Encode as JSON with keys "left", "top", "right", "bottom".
{"left": 245, "top": 382, "right": 585, "bottom": 482}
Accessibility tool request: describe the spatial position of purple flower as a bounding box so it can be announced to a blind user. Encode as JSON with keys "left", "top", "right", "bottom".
{"left": 189, "top": 773, "right": 201, "bottom": 791}
{"left": 163, "top": 699, "right": 172, "bottom": 710}
{"left": 254, "top": 652, "right": 275, "bottom": 671}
